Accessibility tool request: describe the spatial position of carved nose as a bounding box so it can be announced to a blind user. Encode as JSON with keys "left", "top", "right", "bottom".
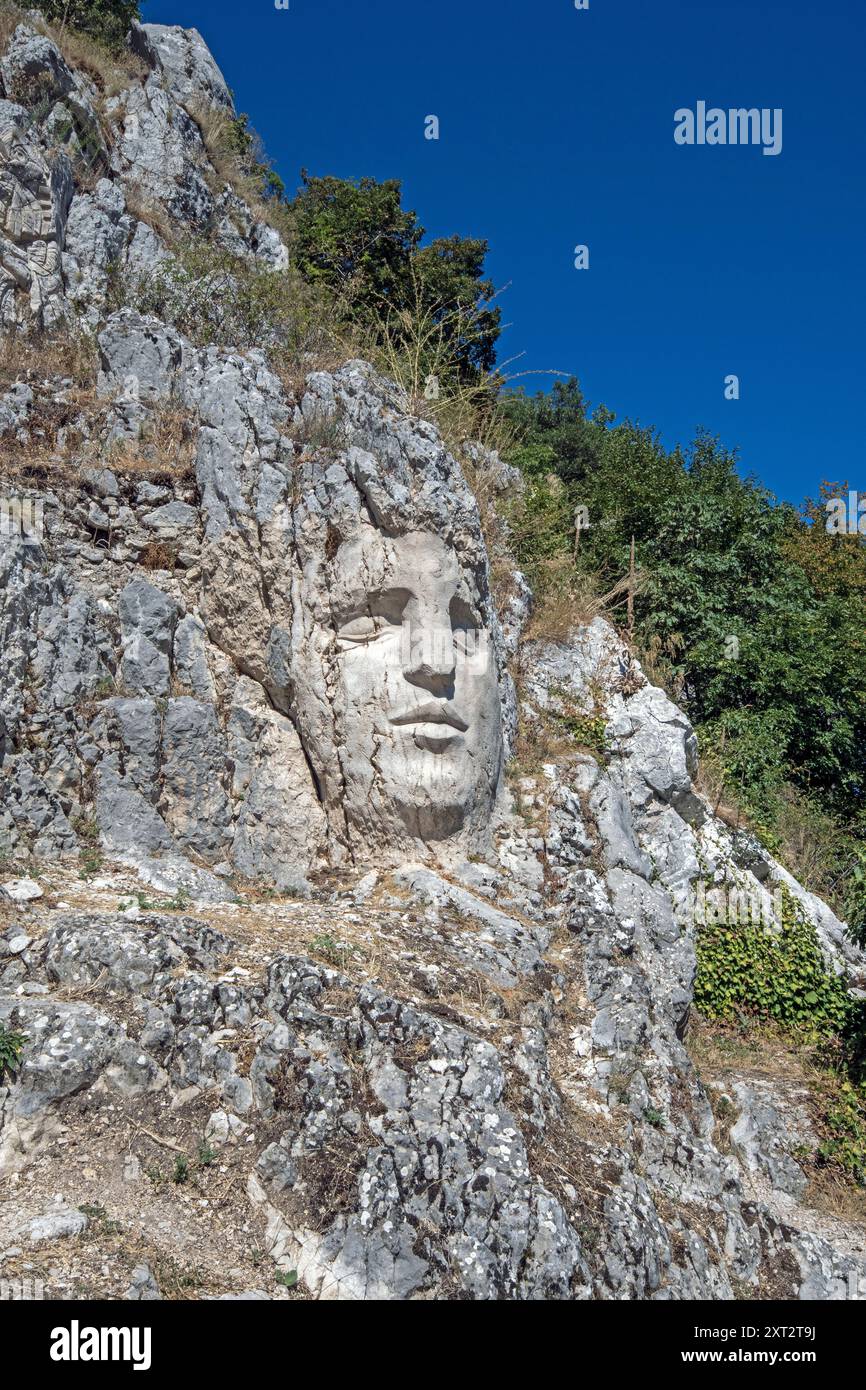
{"left": 402, "top": 621, "right": 456, "bottom": 690}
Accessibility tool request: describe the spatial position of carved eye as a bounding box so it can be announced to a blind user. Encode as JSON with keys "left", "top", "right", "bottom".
{"left": 336, "top": 614, "right": 393, "bottom": 645}
{"left": 335, "top": 591, "right": 408, "bottom": 649}
{"left": 450, "top": 597, "right": 483, "bottom": 656}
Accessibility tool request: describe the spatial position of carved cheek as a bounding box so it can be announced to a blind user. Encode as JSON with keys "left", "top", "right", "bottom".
{"left": 335, "top": 634, "right": 403, "bottom": 721}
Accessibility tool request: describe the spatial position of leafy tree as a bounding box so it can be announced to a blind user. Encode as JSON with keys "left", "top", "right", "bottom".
{"left": 288, "top": 173, "right": 500, "bottom": 381}
{"left": 502, "top": 378, "right": 866, "bottom": 859}
{"left": 39, "top": 0, "right": 140, "bottom": 52}
{"left": 290, "top": 173, "right": 421, "bottom": 315}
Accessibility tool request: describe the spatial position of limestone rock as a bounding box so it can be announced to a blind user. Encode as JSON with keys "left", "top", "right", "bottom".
{"left": 1, "top": 877, "right": 42, "bottom": 903}
{"left": 117, "top": 578, "right": 179, "bottom": 697}
{"left": 1, "top": 15, "right": 864, "bottom": 1304}
{"left": 141, "top": 24, "right": 234, "bottom": 113}
{"left": 0, "top": 116, "right": 71, "bottom": 328}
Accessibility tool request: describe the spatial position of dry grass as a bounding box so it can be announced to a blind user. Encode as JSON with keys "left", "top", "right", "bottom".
{"left": 0, "top": 4, "right": 146, "bottom": 104}
{"left": 693, "top": 750, "right": 750, "bottom": 833}
{"left": 121, "top": 181, "right": 176, "bottom": 247}
{"left": 182, "top": 100, "right": 296, "bottom": 248}
{"left": 138, "top": 539, "right": 176, "bottom": 571}
{"left": 184, "top": 102, "right": 249, "bottom": 195}
{"left": 803, "top": 1165, "right": 866, "bottom": 1226}
{"left": 688, "top": 1013, "right": 809, "bottom": 1084}
{"left": 268, "top": 319, "right": 360, "bottom": 407}
{"left": 370, "top": 271, "right": 518, "bottom": 466}
{"left": 0, "top": 409, "right": 90, "bottom": 481}
{"left": 0, "top": 330, "right": 199, "bottom": 486}
{"left": 0, "top": 1, "right": 23, "bottom": 51}
{"left": 688, "top": 1013, "right": 866, "bottom": 1224}
{"left": 520, "top": 556, "right": 604, "bottom": 643}
{"left": 49, "top": 27, "right": 147, "bottom": 99}
{"left": 0, "top": 328, "right": 99, "bottom": 390}
{"left": 505, "top": 706, "right": 577, "bottom": 788}
{"left": 105, "top": 402, "right": 198, "bottom": 480}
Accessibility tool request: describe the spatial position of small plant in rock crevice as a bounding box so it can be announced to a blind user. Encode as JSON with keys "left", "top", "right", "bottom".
{"left": 0, "top": 1024, "right": 27, "bottom": 1080}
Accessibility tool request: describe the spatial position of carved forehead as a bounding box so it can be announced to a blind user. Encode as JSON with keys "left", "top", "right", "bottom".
{"left": 330, "top": 528, "right": 463, "bottom": 603}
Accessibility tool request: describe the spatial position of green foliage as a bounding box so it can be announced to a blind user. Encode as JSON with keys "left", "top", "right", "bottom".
{"left": 643, "top": 1107, "right": 666, "bottom": 1130}
{"left": 288, "top": 173, "right": 500, "bottom": 382}
{"left": 0, "top": 1024, "right": 26, "bottom": 1079}
{"left": 501, "top": 379, "right": 866, "bottom": 914}
{"left": 38, "top": 0, "right": 139, "bottom": 53}
{"left": 307, "top": 933, "right": 357, "bottom": 967}
{"left": 817, "top": 1078, "right": 866, "bottom": 1184}
{"left": 222, "top": 113, "right": 286, "bottom": 202}
{"left": 548, "top": 687, "right": 609, "bottom": 756}
{"left": 694, "top": 892, "right": 852, "bottom": 1038}
{"left": 844, "top": 848, "right": 866, "bottom": 949}
{"left": 120, "top": 890, "right": 190, "bottom": 913}
{"left": 275, "top": 1269, "right": 299, "bottom": 1289}
{"left": 78, "top": 848, "right": 104, "bottom": 879}
{"left": 695, "top": 893, "right": 866, "bottom": 1184}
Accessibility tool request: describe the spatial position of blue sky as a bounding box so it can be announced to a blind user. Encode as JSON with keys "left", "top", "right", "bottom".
{"left": 142, "top": 0, "right": 865, "bottom": 506}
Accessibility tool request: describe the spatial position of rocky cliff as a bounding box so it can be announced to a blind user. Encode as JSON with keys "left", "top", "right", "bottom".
{"left": 1, "top": 13, "right": 864, "bottom": 1300}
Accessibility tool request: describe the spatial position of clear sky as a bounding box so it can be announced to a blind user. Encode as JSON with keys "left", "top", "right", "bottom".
{"left": 142, "top": 0, "right": 865, "bottom": 506}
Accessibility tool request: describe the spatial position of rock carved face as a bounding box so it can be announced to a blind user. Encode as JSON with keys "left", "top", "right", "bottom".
{"left": 300, "top": 527, "right": 502, "bottom": 852}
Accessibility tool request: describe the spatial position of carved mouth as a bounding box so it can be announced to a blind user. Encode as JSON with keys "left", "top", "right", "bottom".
{"left": 389, "top": 701, "right": 469, "bottom": 732}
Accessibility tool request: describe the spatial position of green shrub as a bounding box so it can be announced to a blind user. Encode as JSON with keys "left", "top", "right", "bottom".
{"left": 817, "top": 1078, "right": 866, "bottom": 1184}
{"left": 38, "top": 0, "right": 140, "bottom": 53}
{"left": 557, "top": 709, "right": 608, "bottom": 757}
{"left": 289, "top": 173, "right": 501, "bottom": 383}
{"left": 500, "top": 383, "right": 866, "bottom": 919}
{"left": 694, "top": 891, "right": 852, "bottom": 1039}
{"left": 695, "top": 891, "right": 866, "bottom": 1185}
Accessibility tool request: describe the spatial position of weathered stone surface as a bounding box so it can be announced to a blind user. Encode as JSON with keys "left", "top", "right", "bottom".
{"left": 118, "top": 578, "right": 179, "bottom": 697}
{"left": 28, "top": 1207, "right": 88, "bottom": 1244}
{"left": 1, "top": 16, "right": 864, "bottom": 1303}
{"left": 0, "top": 991, "right": 166, "bottom": 1176}
{"left": 0, "top": 115, "right": 71, "bottom": 328}
{"left": 228, "top": 676, "right": 326, "bottom": 888}
{"left": 1, "top": 877, "right": 42, "bottom": 903}
{"left": 62, "top": 179, "right": 168, "bottom": 327}
{"left": 730, "top": 1079, "right": 812, "bottom": 1202}
{"left": 106, "top": 79, "right": 215, "bottom": 230}
{"left": 172, "top": 612, "right": 216, "bottom": 700}
{"left": 124, "top": 1263, "right": 162, "bottom": 1300}
{"left": 142, "top": 23, "right": 233, "bottom": 113}
{"left": 160, "top": 696, "right": 230, "bottom": 858}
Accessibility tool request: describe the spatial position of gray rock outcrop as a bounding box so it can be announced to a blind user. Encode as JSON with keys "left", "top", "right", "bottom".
{"left": 1, "top": 10, "right": 864, "bottom": 1304}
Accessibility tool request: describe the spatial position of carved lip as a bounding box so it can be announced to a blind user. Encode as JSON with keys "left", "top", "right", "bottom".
{"left": 389, "top": 701, "right": 469, "bottom": 732}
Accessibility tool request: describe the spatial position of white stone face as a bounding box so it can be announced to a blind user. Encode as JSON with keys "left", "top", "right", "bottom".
{"left": 323, "top": 528, "right": 503, "bottom": 847}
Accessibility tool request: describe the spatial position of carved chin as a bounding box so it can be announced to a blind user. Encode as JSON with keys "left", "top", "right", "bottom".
{"left": 372, "top": 744, "right": 496, "bottom": 842}
{"left": 385, "top": 777, "right": 473, "bottom": 842}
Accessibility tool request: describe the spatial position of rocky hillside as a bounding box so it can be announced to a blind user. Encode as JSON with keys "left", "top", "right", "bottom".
{"left": 1, "top": 12, "right": 865, "bottom": 1300}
